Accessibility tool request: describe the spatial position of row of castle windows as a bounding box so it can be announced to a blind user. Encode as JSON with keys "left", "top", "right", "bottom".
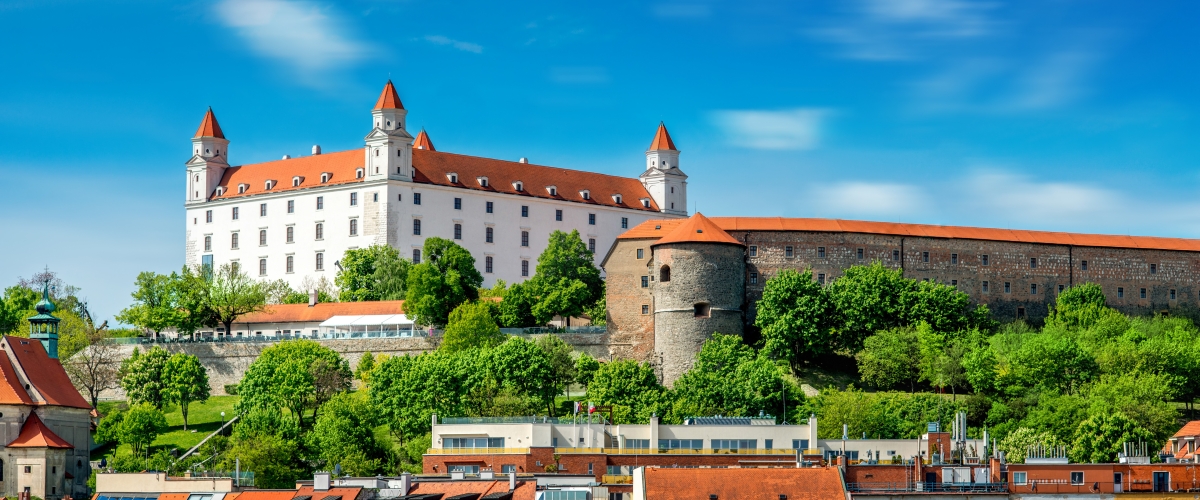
{"left": 747, "top": 245, "right": 1160, "bottom": 274}
{"left": 224, "top": 251, "right": 532, "bottom": 279}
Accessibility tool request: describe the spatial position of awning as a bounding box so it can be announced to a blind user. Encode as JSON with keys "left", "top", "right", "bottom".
{"left": 319, "top": 314, "right": 415, "bottom": 328}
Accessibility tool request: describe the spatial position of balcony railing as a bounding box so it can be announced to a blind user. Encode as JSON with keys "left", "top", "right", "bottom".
{"left": 847, "top": 482, "right": 1007, "bottom": 494}
{"left": 554, "top": 447, "right": 811, "bottom": 455}
{"left": 602, "top": 475, "right": 633, "bottom": 484}
{"left": 426, "top": 447, "right": 530, "bottom": 455}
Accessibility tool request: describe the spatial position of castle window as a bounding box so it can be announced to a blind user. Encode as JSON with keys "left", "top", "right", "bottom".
{"left": 321, "top": 173, "right": 330, "bottom": 183}
{"left": 414, "top": 193, "right": 422, "bottom": 205}
{"left": 1030, "top": 258, "right": 1037, "bottom": 269}
{"left": 259, "top": 258, "right": 267, "bottom": 276}
{"left": 287, "top": 200, "right": 294, "bottom": 213}
{"left": 454, "top": 223, "right": 462, "bottom": 240}
{"left": 981, "top": 254, "right": 989, "bottom": 266}
{"left": 231, "top": 233, "right": 239, "bottom": 249}
{"left": 818, "top": 273, "right": 826, "bottom": 285}
{"left": 486, "top": 201, "right": 494, "bottom": 213}
{"left": 641, "top": 198, "right": 651, "bottom": 208}
{"left": 292, "top": 176, "right": 302, "bottom": 187}
{"left": 951, "top": 253, "right": 958, "bottom": 264}
{"left": 1151, "top": 263, "right": 1158, "bottom": 274}
{"left": 622, "top": 217, "right": 629, "bottom": 229}
{"left": 1017, "top": 307, "right": 1026, "bottom": 319}
{"left": 259, "top": 229, "right": 267, "bottom": 246}
{"left": 316, "top": 223, "right": 324, "bottom": 240}
{"left": 478, "top": 177, "right": 489, "bottom": 187}
{"left": 350, "top": 218, "right": 358, "bottom": 236}
{"left": 1081, "top": 260, "right": 1088, "bottom": 271}
{"left": 857, "top": 248, "right": 864, "bottom": 260}
{"left": 265, "top": 180, "right": 274, "bottom": 190}
{"left": 413, "top": 219, "right": 421, "bottom": 235}
{"left": 641, "top": 276, "right": 649, "bottom": 288}
{"left": 317, "top": 196, "right": 324, "bottom": 210}
{"left": 260, "top": 203, "right": 267, "bottom": 216}
{"left": 206, "top": 210, "right": 213, "bottom": 223}
{"left": 449, "top": 173, "right": 459, "bottom": 183}
{"left": 750, "top": 272, "right": 758, "bottom": 285}
{"left": 486, "top": 227, "right": 494, "bottom": 243}
{"left": 373, "top": 192, "right": 378, "bottom": 202}
{"left": 1030, "top": 283, "right": 1037, "bottom": 295}
{"left": 1004, "top": 282, "right": 1011, "bottom": 294}
{"left": 952, "top": 280, "right": 957, "bottom": 286}
{"left": 580, "top": 190, "right": 591, "bottom": 200}
{"left": 547, "top": 186, "right": 558, "bottom": 196}
{"left": 521, "top": 231, "right": 529, "bottom": 247}
{"left": 642, "top": 305, "right": 649, "bottom": 315}
{"left": 982, "top": 281, "right": 989, "bottom": 293}
{"left": 749, "top": 246, "right": 758, "bottom": 257}
{"left": 195, "top": 175, "right": 199, "bottom": 183}
{"left": 204, "top": 236, "right": 212, "bottom": 252}
{"left": 521, "top": 206, "right": 529, "bottom": 217}
{"left": 1058, "top": 284, "right": 1065, "bottom": 293}
{"left": 216, "top": 187, "right": 224, "bottom": 196}
{"left": 660, "top": 266, "right": 671, "bottom": 282}
{"left": 694, "top": 303, "right": 710, "bottom": 318}
{"left": 613, "top": 194, "right": 623, "bottom": 204}
{"left": 413, "top": 249, "right": 421, "bottom": 264}
{"left": 485, "top": 256, "right": 493, "bottom": 273}
{"left": 893, "top": 250, "right": 900, "bottom": 261}
{"left": 238, "top": 184, "right": 248, "bottom": 194}
{"left": 350, "top": 192, "right": 358, "bottom": 206}
{"left": 286, "top": 256, "right": 294, "bottom": 273}
{"left": 589, "top": 214, "right": 596, "bottom": 225}
{"left": 637, "top": 248, "right": 644, "bottom": 259}
{"left": 922, "top": 252, "right": 929, "bottom": 263}
{"left": 454, "top": 198, "right": 462, "bottom": 210}
{"left": 1118, "top": 287, "right": 1124, "bottom": 298}
{"left": 785, "top": 246, "right": 794, "bottom": 258}
{"left": 589, "top": 238, "right": 596, "bottom": 253}
{"left": 817, "top": 247, "right": 826, "bottom": 258}
{"left": 556, "top": 210, "right": 563, "bottom": 221}
{"left": 316, "top": 252, "right": 324, "bottom": 271}
{"left": 356, "top": 168, "right": 364, "bottom": 179}
{"left": 522, "top": 260, "right": 530, "bottom": 277}
{"left": 1171, "top": 289, "right": 1177, "bottom": 300}
{"left": 513, "top": 181, "right": 524, "bottom": 192}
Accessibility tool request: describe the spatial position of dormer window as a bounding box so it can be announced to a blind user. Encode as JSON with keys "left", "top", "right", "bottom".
{"left": 447, "top": 173, "right": 459, "bottom": 184}
{"left": 547, "top": 185, "right": 558, "bottom": 196}
{"left": 264, "top": 180, "right": 276, "bottom": 190}
{"left": 641, "top": 198, "right": 651, "bottom": 208}
{"left": 215, "top": 187, "right": 225, "bottom": 196}
{"left": 579, "top": 190, "right": 590, "bottom": 200}
{"left": 612, "top": 194, "right": 623, "bottom": 204}
{"left": 356, "top": 168, "right": 364, "bottom": 179}
{"left": 513, "top": 181, "right": 524, "bottom": 192}
{"left": 477, "top": 177, "right": 489, "bottom": 187}
{"left": 292, "top": 176, "right": 303, "bottom": 187}
{"left": 238, "top": 184, "right": 249, "bottom": 194}
{"left": 320, "top": 172, "right": 331, "bottom": 183}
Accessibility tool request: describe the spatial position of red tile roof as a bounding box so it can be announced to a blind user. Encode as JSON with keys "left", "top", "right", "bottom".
{"left": 0, "top": 354, "right": 33, "bottom": 406}
{"left": 5, "top": 336, "right": 91, "bottom": 409}
{"left": 648, "top": 122, "right": 677, "bottom": 151}
{"left": 237, "top": 300, "right": 407, "bottom": 324}
{"left": 212, "top": 149, "right": 364, "bottom": 200}
{"left": 158, "top": 494, "right": 189, "bottom": 500}
{"left": 232, "top": 491, "right": 299, "bottom": 500}
{"left": 374, "top": 81, "right": 405, "bottom": 110}
{"left": 195, "top": 108, "right": 225, "bottom": 139}
{"left": 652, "top": 213, "right": 743, "bottom": 247}
{"left": 1174, "top": 421, "right": 1200, "bottom": 438}
{"left": 8, "top": 412, "right": 73, "bottom": 448}
{"left": 619, "top": 216, "right": 1200, "bottom": 253}
{"left": 414, "top": 130, "right": 436, "bottom": 151}
{"left": 293, "top": 486, "right": 362, "bottom": 500}
{"left": 642, "top": 466, "right": 846, "bottom": 500}
{"left": 408, "top": 480, "right": 535, "bottom": 500}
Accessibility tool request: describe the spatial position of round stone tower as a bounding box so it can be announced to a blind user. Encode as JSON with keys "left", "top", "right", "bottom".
{"left": 650, "top": 213, "right": 745, "bottom": 386}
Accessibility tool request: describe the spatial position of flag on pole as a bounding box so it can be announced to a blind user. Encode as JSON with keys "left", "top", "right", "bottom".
{"left": 573, "top": 401, "right": 580, "bottom": 414}
{"left": 588, "top": 402, "right": 595, "bottom": 414}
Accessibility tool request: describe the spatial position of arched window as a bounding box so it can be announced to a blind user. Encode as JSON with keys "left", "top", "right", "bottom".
{"left": 660, "top": 265, "right": 671, "bottom": 282}
{"left": 694, "top": 303, "right": 710, "bottom": 318}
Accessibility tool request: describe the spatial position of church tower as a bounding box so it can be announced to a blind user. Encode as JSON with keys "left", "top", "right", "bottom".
{"left": 185, "top": 108, "right": 230, "bottom": 204}
{"left": 639, "top": 122, "right": 688, "bottom": 215}
{"left": 365, "top": 80, "right": 415, "bottom": 182}
{"left": 27, "top": 282, "right": 60, "bottom": 359}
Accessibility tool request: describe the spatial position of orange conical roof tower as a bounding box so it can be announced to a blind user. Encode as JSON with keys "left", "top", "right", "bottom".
{"left": 652, "top": 213, "right": 741, "bottom": 246}
{"left": 194, "top": 107, "right": 225, "bottom": 139}
{"left": 373, "top": 80, "right": 405, "bottom": 110}
{"left": 648, "top": 122, "right": 677, "bottom": 151}
{"left": 413, "top": 129, "right": 435, "bottom": 151}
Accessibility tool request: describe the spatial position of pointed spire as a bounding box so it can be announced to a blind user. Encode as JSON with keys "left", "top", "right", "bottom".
{"left": 373, "top": 80, "right": 405, "bottom": 110}
{"left": 648, "top": 122, "right": 677, "bottom": 151}
{"left": 413, "top": 129, "right": 436, "bottom": 151}
{"left": 193, "top": 107, "right": 225, "bottom": 139}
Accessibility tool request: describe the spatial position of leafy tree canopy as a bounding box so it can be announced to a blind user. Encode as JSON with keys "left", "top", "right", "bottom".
{"left": 755, "top": 269, "right": 837, "bottom": 370}
{"left": 235, "top": 339, "right": 351, "bottom": 428}
{"left": 404, "top": 238, "right": 483, "bottom": 326}
{"left": 337, "top": 245, "right": 411, "bottom": 302}
{"left": 440, "top": 301, "right": 504, "bottom": 352}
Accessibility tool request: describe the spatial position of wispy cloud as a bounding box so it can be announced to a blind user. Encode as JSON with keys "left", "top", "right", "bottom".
{"left": 549, "top": 67, "right": 610, "bottom": 84}
{"left": 912, "top": 49, "right": 1100, "bottom": 113}
{"left": 962, "top": 170, "right": 1120, "bottom": 222}
{"left": 424, "top": 35, "right": 483, "bottom": 54}
{"left": 812, "top": 0, "right": 995, "bottom": 61}
{"left": 813, "top": 182, "right": 927, "bottom": 217}
{"left": 216, "top": 0, "right": 369, "bottom": 85}
{"left": 711, "top": 108, "right": 831, "bottom": 150}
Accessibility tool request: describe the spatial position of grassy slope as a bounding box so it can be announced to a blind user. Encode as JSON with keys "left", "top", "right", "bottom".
{"left": 92, "top": 395, "right": 240, "bottom": 460}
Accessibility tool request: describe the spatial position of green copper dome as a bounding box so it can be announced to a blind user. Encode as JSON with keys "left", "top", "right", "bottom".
{"left": 34, "top": 282, "right": 55, "bottom": 315}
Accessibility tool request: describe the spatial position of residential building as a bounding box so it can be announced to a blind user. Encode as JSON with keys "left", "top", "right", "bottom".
{"left": 631, "top": 466, "right": 847, "bottom": 500}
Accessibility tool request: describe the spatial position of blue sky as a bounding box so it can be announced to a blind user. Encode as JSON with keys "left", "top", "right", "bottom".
{"left": 1, "top": 0, "right": 1198, "bottom": 322}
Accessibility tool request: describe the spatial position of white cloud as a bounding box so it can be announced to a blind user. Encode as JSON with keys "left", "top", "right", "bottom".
{"left": 424, "top": 35, "right": 483, "bottom": 54}
{"left": 549, "top": 67, "right": 610, "bottom": 84}
{"left": 811, "top": 0, "right": 995, "bottom": 61}
{"left": 711, "top": 108, "right": 830, "bottom": 150}
{"left": 962, "top": 170, "right": 1119, "bottom": 221}
{"left": 813, "top": 182, "right": 927, "bottom": 217}
{"left": 216, "top": 0, "right": 369, "bottom": 83}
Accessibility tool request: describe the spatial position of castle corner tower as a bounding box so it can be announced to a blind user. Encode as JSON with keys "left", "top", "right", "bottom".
{"left": 185, "top": 107, "right": 230, "bottom": 204}
{"left": 365, "top": 80, "right": 415, "bottom": 182}
{"left": 640, "top": 122, "right": 688, "bottom": 216}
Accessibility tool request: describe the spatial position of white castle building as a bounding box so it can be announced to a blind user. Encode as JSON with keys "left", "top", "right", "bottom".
{"left": 184, "top": 81, "right": 688, "bottom": 291}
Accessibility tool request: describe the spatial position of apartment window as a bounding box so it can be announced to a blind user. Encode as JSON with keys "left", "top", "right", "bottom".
{"left": 204, "top": 236, "right": 212, "bottom": 252}
{"left": 792, "top": 439, "right": 810, "bottom": 450}
{"left": 641, "top": 276, "right": 649, "bottom": 288}
{"left": 287, "top": 200, "right": 294, "bottom": 213}
{"left": 622, "top": 217, "right": 629, "bottom": 229}
{"left": 316, "top": 196, "right": 324, "bottom": 210}
{"left": 641, "top": 305, "right": 649, "bottom": 314}
{"left": 637, "top": 248, "right": 644, "bottom": 259}
{"left": 286, "top": 256, "right": 294, "bottom": 273}
{"left": 1070, "top": 472, "right": 1084, "bottom": 485}
{"left": 857, "top": 248, "right": 864, "bottom": 259}
{"left": 1151, "top": 263, "right": 1158, "bottom": 274}
{"left": 413, "top": 249, "right": 421, "bottom": 264}
{"left": 1141, "top": 288, "right": 1147, "bottom": 299}
{"left": 521, "top": 206, "right": 529, "bottom": 217}
{"left": 1030, "top": 257, "right": 1037, "bottom": 269}
{"left": 818, "top": 246, "right": 826, "bottom": 258}
{"left": 980, "top": 255, "right": 989, "bottom": 266}
{"left": 23, "top": 466, "right": 30, "bottom": 474}
{"left": 486, "top": 201, "right": 494, "bottom": 213}
{"left": 1118, "top": 287, "right": 1124, "bottom": 298}
{"left": 658, "top": 440, "right": 702, "bottom": 451}
{"left": 711, "top": 439, "right": 757, "bottom": 451}
{"left": 588, "top": 463, "right": 593, "bottom": 475}
{"left": 1013, "top": 472, "right": 1027, "bottom": 485}
{"left": 893, "top": 250, "right": 900, "bottom": 261}
{"left": 765, "top": 439, "right": 773, "bottom": 450}
{"left": 1031, "top": 283, "right": 1037, "bottom": 295}
{"left": 522, "top": 260, "right": 530, "bottom": 277}
{"left": 485, "top": 256, "right": 493, "bottom": 273}
{"left": 521, "top": 231, "right": 529, "bottom": 247}
{"left": 315, "top": 223, "right": 324, "bottom": 240}
{"left": 951, "top": 253, "right": 958, "bottom": 264}
{"left": 316, "top": 252, "right": 324, "bottom": 271}
{"left": 350, "top": 219, "right": 358, "bottom": 236}
{"left": 260, "top": 203, "right": 267, "bottom": 216}
{"left": 1171, "top": 289, "right": 1177, "bottom": 300}
{"left": 785, "top": 246, "right": 794, "bottom": 258}
{"left": 749, "top": 246, "right": 758, "bottom": 257}
{"left": 486, "top": 227, "right": 494, "bottom": 243}
{"left": 922, "top": 252, "right": 929, "bottom": 263}
{"left": 413, "top": 219, "right": 421, "bottom": 235}
{"left": 556, "top": 209, "right": 563, "bottom": 221}
{"left": 454, "top": 223, "right": 462, "bottom": 240}
{"left": 258, "top": 258, "right": 267, "bottom": 276}
{"left": 750, "top": 272, "right": 758, "bottom": 285}
{"left": 231, "top": 233, "right": 239, "bottom": 249}
{"left": 454, "top": 197, "right": 462, "bottom": 210}
{"left": 589, "top": 238, "right": 596, "bottom": 253}
{"left": 414, "top": 193, "right": 422, "bottom": 205}
{"left": 1081, "top": 260, "right": 1088, "bottom": 271}
{"left": 501, "top": 465, "right": 516, "bottom": 474}
{"left": 982, "top": 281, "right": 989, "bottom": 293}
{"left": 258, "top": 229, "right": 267, "bottom": 246}
{"left": 817, "top": 273, "right": 826, "bottom": 285}
{"left": 589, "top": 214, "right": 596, "bottom": 225}
{"left": 350, "top": 193, "right": 358, "bottom": 206}
{"left": 1004, "top": 282, "right": 1011, "bottom": 294}
{"left": 232, "top": 207, "right": 239, "bottom": 220}
{"left": 206, "top": 210, "right": 213, "bottom": 223}
{"left": 287, "top": 226, "right": 294, "bottom": 243}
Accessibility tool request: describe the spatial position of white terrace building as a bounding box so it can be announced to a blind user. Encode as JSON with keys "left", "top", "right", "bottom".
{"left": 184, "top": 81, "right": 689, "bottom": 290}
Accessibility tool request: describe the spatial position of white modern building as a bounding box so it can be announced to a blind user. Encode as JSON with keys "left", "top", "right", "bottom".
{"left": 184, "top": 81, "right": 689, "bottom": 290}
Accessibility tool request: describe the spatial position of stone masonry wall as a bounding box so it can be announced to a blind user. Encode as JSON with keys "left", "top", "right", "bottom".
{"left": 604, "top": 238, "right": 659, "bottom": 364}
{"left": 652, "top": 242, "right": 744, "bottom": 385}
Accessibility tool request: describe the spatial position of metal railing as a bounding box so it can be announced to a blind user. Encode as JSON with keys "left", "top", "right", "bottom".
{"left": 426, "top": 447, "right": 530, "bottom": 455}
{"left": 847, "top": 482, "right": 1007, "bottom": 494}
{"left": 1006, "top": 480, "right": 1200, "bottom": 494}
{"left": 500, "top": 326, "right": 607, "bottom": 335}
{"left": 602, "top": 475, "right": 633, "bottom": 484}
{"left": 440, "top": 416, "right": 590, "bottom": 425}
{"left": 554, "top": 447, "right": 810, "bottom": 455}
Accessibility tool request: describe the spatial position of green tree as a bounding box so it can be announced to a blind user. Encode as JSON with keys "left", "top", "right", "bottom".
{"left": 1069, "top": 411, "right": 1155, "bottom": 464}
{"left": 527, "top": 230, "right": 605, "bottom": 324}
{"left": 0, "top": 286, "right": 39, "bottom": 334}
{"left": 825, "top": 263, "right": 912, "bottom": 351}
{"left": 120, "top": 346, "right": 171, "bottom": 409}
{"left": 496, "top": 281, "right": 538, "bottom": 327}
{"left": 669, "top": 334, "right": 801, "bottom": 423}
{"left": 235, "top": 340, "right": 351, "bottom": 428}
{"left": 356, "top": 351, "right": 376, "bottom": 386}
{"left": 115, "top": 272, "right": 182, "bottom": 337}
{"left": 906, "top": 280, "right": 994, "bottom": 333}
{"left": 1046, "top": 283, "right": 1113, "bottom": 331}
{"left": 119, "top": 403, "right": 168, "bottom": 457}
{"left": 755, "top": 269, "right": 837, "bottom": 371}
{"left": 224, "top": 432, "right": 305, "bottom": 488}
{"left": 163, "top": 353, "right": 210, "bottom": 430}
{"left": 440, "top": 301, "right": 504, "bottom": 352}
{"left": 1014, "top": 334, "right": 1098, "bottom": 394}
{"left": 536, "top": 335, "right": 577, "bottom": 398}
{"left": 997, "top": 427, "right": 1065, "bottom": 463}
{"left": 857, "top": 327, "right": 921, "bottom": 391}
{"left": 404, "top": 238, "right": 484, "bottom": 326}
{"left": 489, "top": 337, "right": 558, "bottom": 414}
{"left": 307, "top": 392, "right": 389, "bottom": 475}
{"left": 575, "top": 353, "right": 600, "bottom": 391}
{"left": 585, "top": 360, "right": 668, "bottom": 424}
{"left": 370, "top": 350, "right": 471, "bottom": 440}
{"left": 336, "top": 245, "right": 411, "bottom": 301}
{"left": 208, "top": 263, "right": 267, "bottom": 336}
{"left": 174, "top": 265, "right": 215, "bottom": 338}
{"left": 283, "top": 290, "right": 335, "bottom": 304}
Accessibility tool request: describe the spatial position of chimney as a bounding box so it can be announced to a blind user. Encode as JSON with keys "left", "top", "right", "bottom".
{"left": 519, "top": 157, "right": 528, "bottom": 163}
{"left": 400, "top": 472, "right": 412, "bottom": 494}
{"left": 314, "top": 472, "right": 330, "bottom": 491}
{"left": 312, "top": 144, "right": 322, "bottom": 155}
{"left": 282, "top": 154, "right": 291, "bottom": 160}
{"left": 509, "top": 471, "right": 516, "bottom": 491}
{"left": 309, "top": 290, "right": 318, "bottom": 307}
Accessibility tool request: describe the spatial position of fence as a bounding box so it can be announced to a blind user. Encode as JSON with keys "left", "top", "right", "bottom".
{"left": 846, "top": 482, "right": 1007, "bottom": 494}
{"left": 109, "top": 326, "right": 605, "bottom": 345}
{"left": 425, "top": 447, "right": 531, "bottom": 455}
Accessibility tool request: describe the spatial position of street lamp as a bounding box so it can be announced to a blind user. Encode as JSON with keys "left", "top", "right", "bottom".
{"left": 221, "top": 411, "right": 226, "bottom": 426}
